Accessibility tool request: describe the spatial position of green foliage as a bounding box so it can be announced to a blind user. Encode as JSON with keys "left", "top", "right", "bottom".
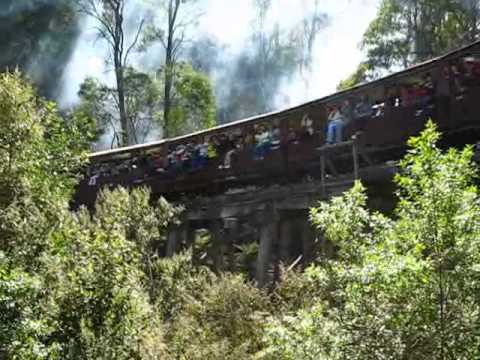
{"left": 0, "top": 71, "right": 91, "bottom": 207}
{"left": 272, "top": 265, "right": 331, "bottom": 313}
{"left": 265, "top": 121, "right": 480, "bottom": 359}
{"left": 167, "top": 273, "right": 271, "bottom": 359}
{"left": 2, "top": 186, "right": 178, "bottom": 359}
{"left": 77, "top": 68, "right": 164, "bottom": 147}
{"left": 343, "top": 0, "right": 480, "bottom": 86}
{"left": 0, "top": 71, "right": 93, "bottom": 268}
{"left": 150, "top": 250, "right": 213, "bottom": 320}
{"left": 0, "top": 72, "right": 178, "bottom": 359}
{"left": 168, "top": 64, "right": 216, "bottom": 137}
{"left": 3, "top": 72, "right": 480, "bottom": 359}
{"left": 336, "top": 62, "right": 372, "bottom": 91}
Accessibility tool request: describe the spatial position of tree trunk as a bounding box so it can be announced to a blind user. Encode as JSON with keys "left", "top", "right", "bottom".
{"left": 162, "top": 0, "right": 182, "bottom": 139}
{"left": 163, "top": 63, "right": 173, "bottom": 139}
{"left": 115, "top": 63, "right": 130, "bottom": 146}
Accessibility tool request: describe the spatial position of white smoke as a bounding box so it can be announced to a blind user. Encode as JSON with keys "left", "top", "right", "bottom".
{"left": 59, "top": 0, "right": 380, "bottom": 115}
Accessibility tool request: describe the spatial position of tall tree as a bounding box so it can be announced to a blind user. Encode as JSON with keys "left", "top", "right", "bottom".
{"left": 142, "top": 0, "right": 199, "bottom": 138}
{"left": 80, "top": 0, "right": 145, "bottom": 146}
{"left": 216, "top": 0, "right": 328, "bottom": 123}
{"left": 168, "top": 63, "right": 216, "bottom": 136}
{"left": 340, "top": 0, "right": 480, "bottom": 88}
{"left": 77, "top": 68, "right": 163, "bottom": 150}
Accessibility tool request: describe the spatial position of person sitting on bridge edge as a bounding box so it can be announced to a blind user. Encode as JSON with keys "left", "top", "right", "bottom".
{"left": 326, "top": 103, "right": 348, "bottom": 144}
{"left": 271, "top": 124, "right": 282, "bottom": 150}
{"left": 219, "top": 132, "right": 236, "bottom": 169}
{"left": 353, "top": 94, "right": 373, "bottom": 118}
{"left": 254, "top": 124, "right": 272, "bottom": 160}
{"left": 191, "top": 139, "right": 209, "bottom": 170}
{"left": 301, "top": 113, "right": 314, "bottom": 138}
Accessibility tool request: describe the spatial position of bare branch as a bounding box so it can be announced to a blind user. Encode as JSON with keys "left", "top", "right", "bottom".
{"left": 124, "top": 18, "right": 146, "bottom": 65}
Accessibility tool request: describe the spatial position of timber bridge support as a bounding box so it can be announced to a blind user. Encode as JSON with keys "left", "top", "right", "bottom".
{"left": 163, "top": 138, "right": 397, "bottom": 286}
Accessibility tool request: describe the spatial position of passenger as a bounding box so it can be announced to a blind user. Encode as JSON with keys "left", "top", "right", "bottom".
{"left": 207, "top": 135, "right": 219, "bottom": 159}
{"left": 183, "top": 143, "right": 195, "bottom": 170}
{"left": 254, "top": 125, "right": 272, "bottom": 160}
{"left": 191, "top": 139, "right": 208, "bottom": 170}
{"left": 165, "top": 147, "right": 176, "bottom": 173}
{"left": 301, "top": 114, "right": 314, "bottom": 137}
{"left": 88, "top": 170, "right": 100, "bottom": 186}
{"left": 145, "top": 155, "right": 157, "bottom": 176}
{"left": 287, "top": 127, "right": 298, "bottom": 144}
{"left": 199, "top": 140, "right": 209, "bottom": 162}
{"left": 221, "top": 136, "right": 243, "bottom": 170}
{"left": 436, "top": 65, "right": 450, "bottom": 98}
{"left": 412, "top": 76, "right": 433, "bottom": 116}
{"left": 219, "top": 133, "right": 236, "bottom": 169}
{"left": 341, "top": 99, "right": 354, "bottom": 122}
{"left": 353, "top": 95, "right": 373, "bottom": 118}
{"left": 386, "top": 87, "right": 401, "bottom": 108}
{"left": 326, "top": 105, "right": 345, "bottom": 144}
{"left": 372, "top": 101, "right": 385, "bottom": 118}
{"left": 271, "top": 125, "right": 282, "bottom": 150}
{"left": 463, "top": 56, "right": 480, "bottom": 86}
{"left": 150, "top": 151, "right": 166, "bottom": 173}
{"left": 175, "top": 144, "right": 186, "bottom": 170}
{"left": 451, "top": 63, "right": 465, "bottom": 96}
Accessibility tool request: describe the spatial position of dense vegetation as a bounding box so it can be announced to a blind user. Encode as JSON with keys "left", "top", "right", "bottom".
{"left": 1, "top": 71, "right": 479, "bottom": 358}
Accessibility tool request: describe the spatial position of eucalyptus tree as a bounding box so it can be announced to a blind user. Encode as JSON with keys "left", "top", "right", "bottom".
{"left": 77, "top": 67, "right": 163, "bottom": 149}
{"left": 80, "top": 0, "right": 145, "bottom": 146}
{"left": 340, "top": 0, "right": 480, "bottom": 88}
{"left": 217, "top": 0, "right": 328, "bottom": 122}
{"left": 142, "top": 0, "right": 200, "bottom": 138}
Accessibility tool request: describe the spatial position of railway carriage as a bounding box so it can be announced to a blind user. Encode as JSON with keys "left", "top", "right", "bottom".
{"left": 75, "top": 40, "right": 480, "bottom": 207}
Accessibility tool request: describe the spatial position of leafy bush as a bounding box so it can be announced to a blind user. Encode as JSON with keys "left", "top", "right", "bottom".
{"left": 263, "top": 121, "right": 480, "bottom": 359}
{"left": 167, "top": 273, "right": 272, "bottom": 359}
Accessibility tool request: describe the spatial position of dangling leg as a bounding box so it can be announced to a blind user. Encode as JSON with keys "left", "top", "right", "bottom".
{"left": 335, "top": 120, "right": 344, "bottom": 143}
{"left": 326, "top": 122, "right": 336, "bottom": 144}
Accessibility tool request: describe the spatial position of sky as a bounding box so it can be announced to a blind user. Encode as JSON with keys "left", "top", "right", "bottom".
{"left": 59, "top": 0, "right": 381, "bottom": 110}
{"left": 198, "top": 0, "right": 379, "bottom": 104}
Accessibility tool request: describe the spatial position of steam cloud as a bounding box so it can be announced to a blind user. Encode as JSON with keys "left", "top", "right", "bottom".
{"left": 0, "top": 0, "right": 379, "bottom": 134}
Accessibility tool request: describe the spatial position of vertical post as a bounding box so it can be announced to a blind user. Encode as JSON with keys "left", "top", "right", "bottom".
{"left": 300, "top": 217, "right": 315, "bottom": 266}
{"left": 255, "top": 206, "right": 278, "bottom": 288}
{"left": 210, "top": 219, "right": 224, "bottom": 272}
{"left": 224, "top": 218, "right": 239, "bottom": 272}
{"left": 166, "top": 227, "right": 178, "bottom": 257}
{"left": 279, "top": 218, "right": 292, "bottom": 263}
{"left": 320, "top": 151, "right": 326, "bottom": 195}
{"left": 186, "top": 224, "right": 196, "bottom": 249}
{"left": 352, "top": 138, "right": 359, "bottom": 180}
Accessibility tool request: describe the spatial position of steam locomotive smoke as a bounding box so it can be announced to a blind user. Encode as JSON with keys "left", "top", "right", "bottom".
{"left": 0, "top": 0, "right": 378, "bottom": 130}
{"left": 0, "top": 0, "right": 80, "bottom": 98}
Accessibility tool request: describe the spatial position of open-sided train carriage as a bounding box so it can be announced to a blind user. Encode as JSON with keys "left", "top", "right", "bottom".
{"left": 74, "top": 40, "right": 480, "bottom": 207}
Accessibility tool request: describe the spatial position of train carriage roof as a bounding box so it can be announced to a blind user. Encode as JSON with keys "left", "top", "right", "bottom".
{"left": 90, "top": 39, "right": 480, "bottom": 161}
